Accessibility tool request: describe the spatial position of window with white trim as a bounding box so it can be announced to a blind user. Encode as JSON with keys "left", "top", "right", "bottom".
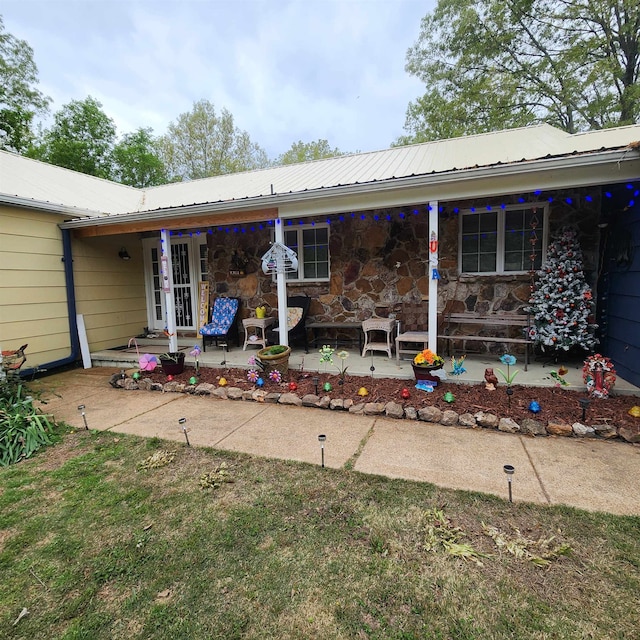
{"left": 277, "top": 223, "right": 330, "bottom": 282}
{"left": 459, "top": 204, "right": 548, "bottom": 274}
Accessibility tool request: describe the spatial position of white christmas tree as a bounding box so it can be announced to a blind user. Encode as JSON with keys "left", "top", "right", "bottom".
{"left": 527, "top": 226, "right": 597, "bottom": 352}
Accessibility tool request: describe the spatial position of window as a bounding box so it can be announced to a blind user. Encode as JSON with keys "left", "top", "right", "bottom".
{"left": 459, "top": 204, "right": 548, "bottom": 274}
{"left": 278, "top": 223, "right": 330, "bottom": 281}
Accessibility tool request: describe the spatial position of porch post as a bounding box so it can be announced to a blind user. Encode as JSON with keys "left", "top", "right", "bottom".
{"left": 428, "top": 201, "right": 439, "bottom": 354}
{"left": 160, "top": 229, "right": 178, "bottom": 353}
{"left": 274, "top": 221, "right": 289, "bottom": 346}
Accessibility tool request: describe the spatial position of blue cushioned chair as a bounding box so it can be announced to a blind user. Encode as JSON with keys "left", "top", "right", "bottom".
{"left": 199, "top": 297, "right": 240, "bottom": 351}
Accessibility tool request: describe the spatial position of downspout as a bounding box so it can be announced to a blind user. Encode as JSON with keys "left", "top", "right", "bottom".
{"left": 20, "top": 227, "right": 80, "bottom": 377}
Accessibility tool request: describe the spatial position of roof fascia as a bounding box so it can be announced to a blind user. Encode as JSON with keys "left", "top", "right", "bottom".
{"left": 0, "top": 194, "right": 101, "bottom": 218}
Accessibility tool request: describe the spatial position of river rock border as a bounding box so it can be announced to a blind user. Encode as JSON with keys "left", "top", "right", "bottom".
{"left": 111, "top": 375, "right": 638, "bottom": 444}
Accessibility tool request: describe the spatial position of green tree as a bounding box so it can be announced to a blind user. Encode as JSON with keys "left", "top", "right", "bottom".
{"left": 159, "top": 99, "right": 269, "bottom": 180}
{"left": 397, "top": 0, "right": 640, "bottom": 144}
{"left": 113, "top": 127, "right": 167, "bottom": 187}
{"left": 275, "top": 139, "right": 347, "bottom": 165}
{"left": 0, "top": 16, "right": 50, "bottom": 152}
{"left": 28, "top": 96, "right": 116, "bottom": 179}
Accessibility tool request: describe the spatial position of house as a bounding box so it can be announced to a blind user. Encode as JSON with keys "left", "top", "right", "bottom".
{"left": 1, "top": 124, "right": 639, "bottom": 384}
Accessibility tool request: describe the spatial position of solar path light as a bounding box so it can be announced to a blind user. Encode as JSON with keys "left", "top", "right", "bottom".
{"left": 503, "top": 465, "right": 515, "bottom": 503}
{"left": 77, "top": 404, "right": 88, "bottom": 430}
{"left": 318, "top": 434, "right": 326, "bottom": 468}
{"left": 179, "top": 417, "right": 190, "bottom": 447}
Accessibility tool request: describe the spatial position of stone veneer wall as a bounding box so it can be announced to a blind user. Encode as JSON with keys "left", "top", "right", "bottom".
{"left": 202, "top": 188, "right": 602, "bottom": 352}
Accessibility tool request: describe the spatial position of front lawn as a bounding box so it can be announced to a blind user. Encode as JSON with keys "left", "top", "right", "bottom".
{"left": 1, "top": 431, "right": 638, "bottom": 639}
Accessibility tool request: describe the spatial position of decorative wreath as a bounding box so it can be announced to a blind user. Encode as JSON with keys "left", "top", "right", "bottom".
{"left": 582, "top": 353, "right": 616, "bottom": 399}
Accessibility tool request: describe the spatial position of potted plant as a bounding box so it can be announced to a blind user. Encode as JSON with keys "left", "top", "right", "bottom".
{"left": 158, "top": 351, "right": 185, "bottom": 375}
{"left": 412, "top": 348, "right": 445, "bottom": 383}
{"left": 256, "top": 344, "right": 291, "bottom": 375}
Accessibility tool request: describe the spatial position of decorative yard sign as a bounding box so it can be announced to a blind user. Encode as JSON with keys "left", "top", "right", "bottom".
{"left": 261, "top": 242, "right": 299, "bottom": 275}
{"left": 198, "top": 281, "right": 209, "bottom": 329}
{"left": 261, "top": 240, "right": 299, "bottom": 345}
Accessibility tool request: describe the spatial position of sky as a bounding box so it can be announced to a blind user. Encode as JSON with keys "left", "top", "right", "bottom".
{"left": 2, "top": 0, "right": 435, "bottom": 159}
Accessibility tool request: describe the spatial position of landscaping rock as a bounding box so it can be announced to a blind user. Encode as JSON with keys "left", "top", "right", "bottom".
{"left": 593, "top": 423, "right": 618, "bottom": 439}
{"left": 226, "top": 387, "right": 244, "bottom": 400}
{"left": 302, "top": 394, "right": 321, "bottom": 407}
{"left": 343, "top": 399, "right": 354, "bottom": 410}
{"left": 348, "top": 403, "right": 365, "bottom": 414}
{"left": 319, "top": 396, "right": 332, "bottom": 409}
{"left": 618, "top": 425, "right": 640, "bottom": 443}
{"left": 498, "top": 417, "right": 521, "bottom": 433}
{"left": 123, "top": 378, "right": 139, "bottom": 391}
{"left": 404, "top": 407, "right": 418, "bottom": 420}
{"left": 137, "top": 377, "right": 154, "bottom": 391}
{"left": 418, "top": 406, "right": 443, "bottom": 423}
{"left": 279, "top": 393, "right": 302, "bottom": 406}
{"left": 212, "top": 387, "right": 228, "bottom": 399}
{"left": 572, "top": 422, "right": 596, "bottom": 437}
{"left": 385, "top": 401, "right": 404, "bottom": 419}
{"left": 520, "top": 418, "right": 547, "bottom": 436}
{"left": 163, "top": 381, "right": 185, "bottom": 393}
{"left": 547, "top": 418, "right": 573, "bottom": 437}
{"left": 364, "top": 402, "right": 386, "bottom": 415}
{"left": 458, "top": 413, "right": 477, "bottom": 427}
{"left": 475, "top": 411, "right": 499, "bottom": 429}
{"left": 242, "top": 390, "right": 254, "bottom": 401}
{"left": 251, "top": 390, "right": 268, "bottom": 402}
{"left": 195, "top": 382, "right": 215, "bottom": 395}
{"left": 440, "top": 409, "right": 459, "bottom": 426}
{"left": 330, "top": 399, "right": 345, "bottom": 410}
{"left": 265, "top": 393, "right": 281, "bottom": 403}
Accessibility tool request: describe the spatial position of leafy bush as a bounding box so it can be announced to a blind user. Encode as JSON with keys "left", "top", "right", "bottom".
{"left": 0, "top": 376, "right": 56, "bottom": 466}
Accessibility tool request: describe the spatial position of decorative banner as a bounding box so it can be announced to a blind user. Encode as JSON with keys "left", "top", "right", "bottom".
{"left": 198, "top": 281, "right": 209, "bottom": 328}
{"left": 161, "top": 255, "right": 171, "bottom": 292}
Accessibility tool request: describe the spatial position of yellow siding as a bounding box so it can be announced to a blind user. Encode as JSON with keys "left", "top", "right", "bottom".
{"left": 0, "top": 206, "right": 71, "bottom": 370}
{"left": 72, "top": 235, "right": 148, "bottom": 351}
{"left": 1, "top": 205, "right": 148, "bottom": 369}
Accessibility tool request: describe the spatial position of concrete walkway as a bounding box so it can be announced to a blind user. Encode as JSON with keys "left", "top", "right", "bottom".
{"left": 34, "top": 367, "right": 640, "bottom": 517}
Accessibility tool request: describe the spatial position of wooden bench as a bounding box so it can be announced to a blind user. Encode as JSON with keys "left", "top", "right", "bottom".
{"left": 437, "top": 312, "right": 532, "bottom": 370}
{"left": 306, "top": 321, "right": 363, "bottom": 351}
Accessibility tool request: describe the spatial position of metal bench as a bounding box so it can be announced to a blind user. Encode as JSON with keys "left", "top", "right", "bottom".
{"left": 437, "top": 312, "right": 532, "bottom": 370}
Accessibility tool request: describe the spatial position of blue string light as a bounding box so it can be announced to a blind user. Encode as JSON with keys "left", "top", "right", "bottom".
{"left": 159, "top": 184, "right": 637, "bottom": 239}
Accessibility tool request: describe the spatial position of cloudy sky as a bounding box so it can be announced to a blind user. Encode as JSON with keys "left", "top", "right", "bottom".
{"left": 3, "top": 0, "right": 435, "bottom": 159}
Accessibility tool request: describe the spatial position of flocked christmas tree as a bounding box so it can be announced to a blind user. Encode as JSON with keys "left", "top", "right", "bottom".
{"left": 527, "top": 226, "right": 597, "bottom": 352}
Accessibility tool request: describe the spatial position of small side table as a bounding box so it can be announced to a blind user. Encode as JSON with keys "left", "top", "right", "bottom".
{"left": 243, "top": 317, "right": 275, "bottom": 350}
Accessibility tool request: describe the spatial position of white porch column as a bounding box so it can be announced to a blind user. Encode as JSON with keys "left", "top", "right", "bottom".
{"left": 160, "top": 228, "right": 178, "bottom": 353}
{"left": 428, "top": 201, "right": 439, "bottom": 354}
{"left": 274, "top": 221, "right": 289, "bottom": 346}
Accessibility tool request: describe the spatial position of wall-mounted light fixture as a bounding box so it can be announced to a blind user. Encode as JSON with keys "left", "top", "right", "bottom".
{"left": 118, "top": 247, "right": 131, "bottom": 261}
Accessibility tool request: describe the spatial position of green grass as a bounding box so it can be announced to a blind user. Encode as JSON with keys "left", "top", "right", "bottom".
{"left": 0, "top": 430, "right": 639, "bottom": 639}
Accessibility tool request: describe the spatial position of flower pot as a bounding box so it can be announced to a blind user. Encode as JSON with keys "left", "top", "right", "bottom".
{"left": 257, "top": 345, "right": 291, "bottom": 376}
{"left": 159, "top": 352, "right": 185, "bottom": 375}
{"left": 412, "top": 364, "right": 442, "bottom": 385}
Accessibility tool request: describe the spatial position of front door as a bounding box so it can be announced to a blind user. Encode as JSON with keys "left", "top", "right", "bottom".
{"left": 143, "top": 236, "right": 208, "bottom": 331}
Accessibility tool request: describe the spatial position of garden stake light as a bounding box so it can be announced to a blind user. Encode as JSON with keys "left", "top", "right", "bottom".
{"left": 579, "top": 397, "right": 591, "bottom": 422}
{"left": 503, "top": 465, "right": 515, "bottom": 503}
{"left": 77, "top": 404, "right": 88, "bottom": 430}
{"left": 179, "top": 417, "right": 190, "bottom": 447}
{"left": 318, "top": 434, "right": 326, "bottom": 468}
{"left": 312, "top": 376, "right": 319, "bottom": 395}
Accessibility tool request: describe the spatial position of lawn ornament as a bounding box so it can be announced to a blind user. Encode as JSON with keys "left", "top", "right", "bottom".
{"left": 443, "top": 391, "right": 455, "bottom": 403}
{"left": 357, "top": 387, "right": 368, "bottom": 396}
{"left": 218, "top": 377, "right": 228, "bottom": 387}
{"left": 528, "top": 400, "right": 541, "bottom": 413}
{"left": 484, "top": 368, "right": 499, "bottom": 390}
{"left": 288, "top": 381, "right": 298, "bottom": 392}
{"left": 401, "top": 388, "right": 411, "bottom": 400}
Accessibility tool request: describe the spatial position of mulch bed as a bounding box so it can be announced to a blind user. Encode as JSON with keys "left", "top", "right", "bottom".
{"left": 145, "top": 365, "right": 640, "bottom": 432}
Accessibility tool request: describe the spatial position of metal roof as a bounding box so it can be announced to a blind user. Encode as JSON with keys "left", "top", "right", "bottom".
{"left": 1, "top": 123, "right": 639, "bottom": 219}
